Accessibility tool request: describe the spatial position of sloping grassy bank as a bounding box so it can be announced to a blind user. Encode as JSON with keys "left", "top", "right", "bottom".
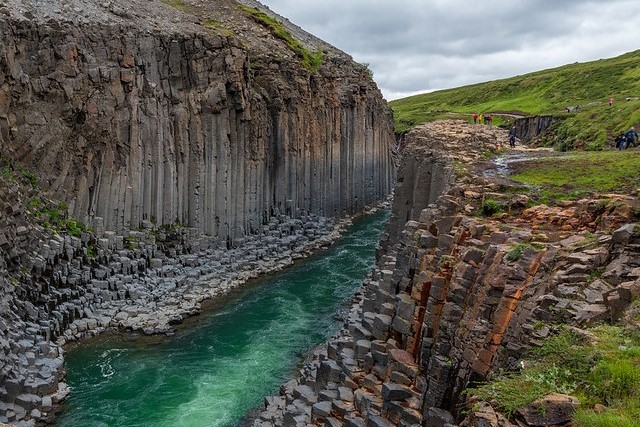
{"left": 508, "top": 150, "right": 640, "bottom": 204}
{"left": 390, "top": 50, "right": 640, "bottom": 150}
{"left": 470, "top": 325, "right": 640, "bottom": 427}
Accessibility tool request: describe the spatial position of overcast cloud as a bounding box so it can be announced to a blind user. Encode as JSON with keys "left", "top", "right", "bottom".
{"left": 263, "top": 0, "right": 640, "bottom": 100}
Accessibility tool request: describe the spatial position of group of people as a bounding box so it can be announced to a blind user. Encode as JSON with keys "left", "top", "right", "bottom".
{"left": 468, "top": 112, "right": 637, "bottom": 151}
{"left": 471, "top": 113, "right": 493, "bottom": 125}
{"left": 616, "top": 127, "right": 639, "bottom": 150}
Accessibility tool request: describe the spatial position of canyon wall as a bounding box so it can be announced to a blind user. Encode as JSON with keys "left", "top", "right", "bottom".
{"left": 0, "top": 0, "right": 394, "bottom": 240}
{"left": 255, "top": 121, "right": 640, "bottom": 427}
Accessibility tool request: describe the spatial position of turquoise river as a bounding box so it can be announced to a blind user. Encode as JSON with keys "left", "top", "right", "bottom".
{"left": 57, "top": 210, "right": 389, "bottom": 427}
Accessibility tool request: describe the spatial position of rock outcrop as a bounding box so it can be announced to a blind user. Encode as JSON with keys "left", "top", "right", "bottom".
{"left": 0, "top": 0, "right": 395, "bottom": 424}
{"left": 513, "top": 115, "right": 555, "bottom": 143}
{"left": 253, "top": 120, "right": 640, "bottom": 427}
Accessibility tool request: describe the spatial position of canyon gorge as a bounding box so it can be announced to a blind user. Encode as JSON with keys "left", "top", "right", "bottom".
{"left": 1, "top": 1, "right": 639, "bottom": 427}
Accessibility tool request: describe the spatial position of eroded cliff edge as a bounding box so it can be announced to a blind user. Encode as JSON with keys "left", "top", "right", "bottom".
{"left": 0, "top": 1, "right": 395, "bottom": 424}
{"left": 254, "top": 121, "right": 640, "bottom": 427}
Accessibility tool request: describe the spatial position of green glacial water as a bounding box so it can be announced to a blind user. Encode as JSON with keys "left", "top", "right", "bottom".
{"left": 57, "top": 210, "right": 389, "bottom": 427}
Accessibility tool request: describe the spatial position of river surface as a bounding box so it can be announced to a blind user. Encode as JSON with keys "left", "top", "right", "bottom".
{"left": 57, "top": 209, "right": 389, "bottom": 427}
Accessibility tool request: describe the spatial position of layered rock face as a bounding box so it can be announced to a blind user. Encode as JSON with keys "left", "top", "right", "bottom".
{"left": 255, "top": 121, "right": 640, "bottom": 427}
{"left": 513, "top": 115, "right": 555, "bottom": 143}
{"left": 0, "top": 0, "right": 394, "bottom": 239}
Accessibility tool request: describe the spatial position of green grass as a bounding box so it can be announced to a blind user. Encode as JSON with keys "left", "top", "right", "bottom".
{"left": 1, "top": 156, "right": 40, "bottom": 188}
{"left": 238, "top": 5, "right": 323, "bottom": 72}
{"left": 203, "top": 18, "right": 234, "bottom": 37}
{"left": 505, "top": 243, "right": 530, "bottom": 262}
{"left": 508, "top": 150, "right": 640, "bottom": 204}
{"left": 390, "top": 50, "right": 640, "bottom": 149}
{"left": 481, "top": 198, "right": 504, "bottom": 216}
{"left": 161, "top": 0, "right": 189, "bottom": 12}
{"left": 469, "top": 325, "right": 640, "bottom": 425}
{"left": 32, "top": 203, "right": 88, "bottom": 237}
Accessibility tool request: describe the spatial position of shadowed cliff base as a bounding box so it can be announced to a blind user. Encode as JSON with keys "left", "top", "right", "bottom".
{"left": 252, "top": 120, "right": 640, "bottom": 427}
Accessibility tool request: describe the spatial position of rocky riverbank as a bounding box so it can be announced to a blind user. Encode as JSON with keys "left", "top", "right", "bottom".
{"left": 1, "top": 197, "right": 390, "bottom": 425}
{"left": 251, "top": 120, "right": 640, "bottom": 427}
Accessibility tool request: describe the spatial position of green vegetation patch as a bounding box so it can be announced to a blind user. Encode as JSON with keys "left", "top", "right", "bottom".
{"left": 505, "top": 243, "right": 530, "bottom": 262}
{"left": 32, "top": 201, "right": 89, "bottom": 237}
{"left": 480, "top": 198, "right": 505, "bottom": 217}
{"left": 509, "top": 150, "right": 640, "bottom": 204}
{"left": 161, "top": 0, "right": 190, "bottom": 12}
{"left": 238, "top": 5, "right": 323, "bottom": 71}
{"left": 389, "top": 50, "right": 640, "bottom": 150}
{"left": 469, "top": 325, "right": 640, "bottom": 425}
{"left": 203, "top": 18, "right": 234, "bottom": 37}
{"left": 1, "top": 156, "right": 39, "bottom": 188}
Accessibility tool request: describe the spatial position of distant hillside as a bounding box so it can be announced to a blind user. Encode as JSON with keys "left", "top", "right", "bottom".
{"left": 390, "top": 50, "right": 640, "bottom": 150}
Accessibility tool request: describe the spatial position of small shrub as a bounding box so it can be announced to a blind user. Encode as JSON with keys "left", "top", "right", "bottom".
{"left": 29, "top": 198, "right": 41, "bottom": 209}
{"left": 361, "top": 62, "right": 374, "bottom": 79}
{"left": 482, "top": 199, "right": 504, "bottom": 216}
{"left": 63, "top": 219, "right": 86, "bottom": 237}
{"left": 124, "top": 235, "right": 138, "bottom": 250}
{"left": 19, "top": 167, "right": 37, "bottom": 188}
{"left": 481, "top": 150, "right": 494, "bottom": 159}
{"left": 86, "top": 243, "right": 95, "bottom": 259}
{"left": 505, "top": 243, "right": 529, "bottom": 262}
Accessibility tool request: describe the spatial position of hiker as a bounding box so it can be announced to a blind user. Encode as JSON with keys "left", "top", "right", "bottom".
{"left": 609, "top": 97, "right": 614, "bottom": 107}
{"left": 487, "top": 114, "right": 493, "bottom": 126}
{"left": 478, "top": 113, "right": 484, "bottom": 125}
{"left": 625, "top": 127, "right": 639, "bottom": 148}
{"left": 509, "top": 126, "right": 517, "bottom": 147}
{"left": 615, "top": 132, "right": 626, "bottom": 150}
{"left": 472, "top": 113, "right": 478, "bottom": 124}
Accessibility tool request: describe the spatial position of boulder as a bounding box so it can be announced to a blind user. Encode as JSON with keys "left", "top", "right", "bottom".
{"left": 516, "top": 393, "right": 579, "bottom": 426}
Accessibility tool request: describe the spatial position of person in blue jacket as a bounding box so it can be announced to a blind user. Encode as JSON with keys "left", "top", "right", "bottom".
{"left": 624, "top": 127, "right": 638, "bottom": 149}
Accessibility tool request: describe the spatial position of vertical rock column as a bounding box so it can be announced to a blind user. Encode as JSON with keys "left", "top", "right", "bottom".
{"left": 0, "top": 19, "right": 395, "bottom": 241}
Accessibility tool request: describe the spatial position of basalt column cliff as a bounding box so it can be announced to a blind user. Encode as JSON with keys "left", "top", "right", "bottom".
{"left": 0, "top": 0, "right": 394, "bottom": 424}
{"left": 0, "top": 0, "right": 394, "bottom": 238}
{"left": 254, "top": 121, "right": 640, "bottom": 427}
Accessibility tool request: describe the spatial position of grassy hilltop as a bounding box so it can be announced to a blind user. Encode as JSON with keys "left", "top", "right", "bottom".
{"left": 390, "top": 50, "right": 640, "bottom": 150}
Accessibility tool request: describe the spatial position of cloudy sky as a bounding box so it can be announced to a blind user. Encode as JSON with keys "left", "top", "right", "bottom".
{"left": 263, "top": 0, "right": 640, "bottom": 100}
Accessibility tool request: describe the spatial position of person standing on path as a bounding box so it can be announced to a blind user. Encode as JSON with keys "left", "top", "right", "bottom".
{"left": 509, "top": 126, "right": 517, "bottom": 147}
{"left": 472, "top": 113, "right": 478, "bottom": 124}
